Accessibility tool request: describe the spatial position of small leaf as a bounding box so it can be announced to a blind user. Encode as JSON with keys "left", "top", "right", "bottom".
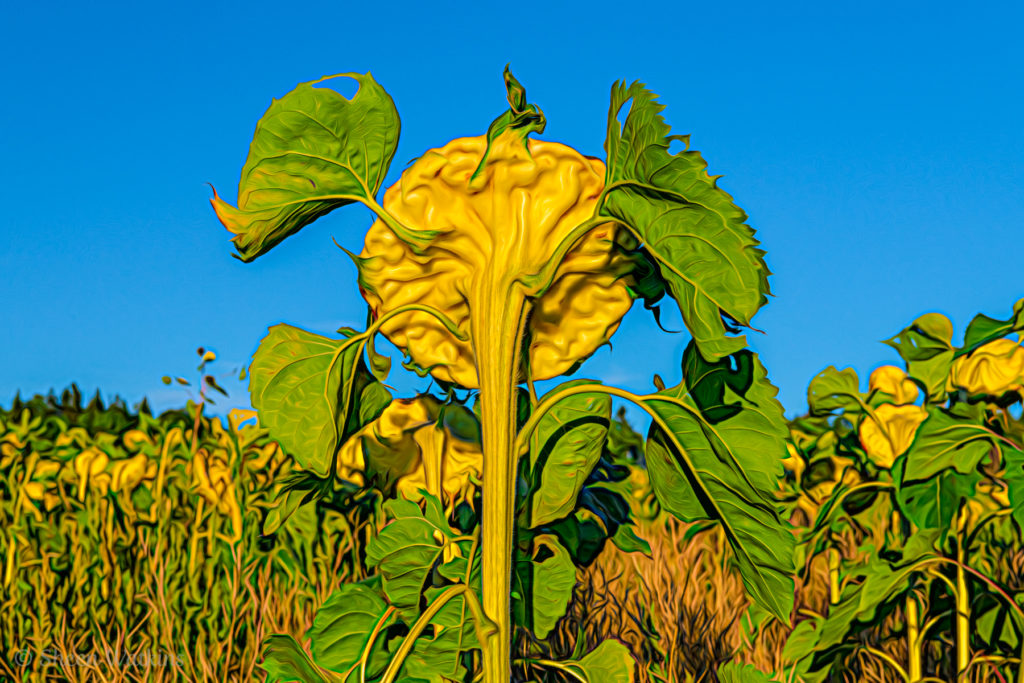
{"left": 528, "top": 380, "right": 611, "bottom": 527}
{"left": 610, "top": 523, "right": 651, "bottom": 556}
{"left": 883, "top": 313, "right": 955, "bottom": 402}
{"left": 961, "top": 298, "right": 1024, "bottom": 352}
{"left": 807, "top": 367, "right": 862, "bottom": 416}
{"left": 161, "top": 376, "right": 172, "bottom": 385}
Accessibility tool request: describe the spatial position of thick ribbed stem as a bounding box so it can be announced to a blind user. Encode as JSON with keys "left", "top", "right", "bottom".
{"left": 476, "top": 290, "right": 527, "bottom": 683}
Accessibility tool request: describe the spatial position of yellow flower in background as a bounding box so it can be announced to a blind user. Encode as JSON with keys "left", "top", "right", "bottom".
{"left": 949, "top": 338, "right": 1024, "bottom": 397}
{"left": 781, "top": 442, "right": 806, "bottom": 480}
{"left": 357, "top": 133, "right": 635, "bottom": 388}
{"left": 858, "top": 403, "right": 928, "bottom": 468}
{"left": 869, "top": 365, "right": 919, "bottom": 404}
{"left": 109, "top": 454, "right": 157, "bottom": 493}
{"left": 192, "top": 448, "right": 242, "bottom": 541}
{"left": 336, "top": 396, "right": 483, "bottom": 507}
{"left": 74, "top": 447, "right": 111, "bottom": 500}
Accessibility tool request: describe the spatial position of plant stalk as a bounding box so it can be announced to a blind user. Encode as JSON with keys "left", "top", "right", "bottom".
{"left": 907, "top": 595, "right": 922, "bottom": 682}
{"left": 827, "top": 547, "right": 841, "bottom": 606}
{"left": 956, "top": 514, "right": 971, "bottom": 681}
{"left": 475, "top": 289, "right": 527, "bottom": 683}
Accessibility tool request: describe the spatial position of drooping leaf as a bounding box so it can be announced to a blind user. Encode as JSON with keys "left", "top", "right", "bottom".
{"left": 260, "top": 635, "right": 331, "bottom": 683}
{"left": 901, "top": 407, "right": 996, "bottom": 483}
{"left": 307, "top": 582, "right": 394, "bottom": 679}
{"left": 883, "top": 312, "right": 955, "bottom": 402}
{"left": 528, "top": 380, "right": 611, "bottom": 527}
{"left": 249, "top": 325, "right": 390, "bottom": 475}
{"left": 211, "top": 73, "right": 402, "bottom": 262}
{"left": 806, "top": 367, "right": 863, "bottom": 417}
{"left": 601, "top": 81, "right": 770, "bottom": 361}
{"left": 365, "top": 495, "right": 454, "bottom": 619}
{"left": 961, "top": 298, "right": 1024, "bottom": 353}
{"left": 643, "top": 343, "right": 794, "bottom": 622}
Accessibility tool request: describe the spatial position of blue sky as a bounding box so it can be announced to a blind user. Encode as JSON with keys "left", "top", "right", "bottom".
{"left": 2, "top": 1, "right": 1022, "bottom": 426}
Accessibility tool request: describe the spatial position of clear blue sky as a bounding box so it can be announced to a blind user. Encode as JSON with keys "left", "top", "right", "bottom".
{"left": 3, "top": 1, "right": 1022, "bottom": 424}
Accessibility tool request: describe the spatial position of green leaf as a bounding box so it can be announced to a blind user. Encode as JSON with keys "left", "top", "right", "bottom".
{"left": 1005, "top": 446, "right": 1024, "bottom": 530}
{"left": 260, "top": 635, "right": 331, "bottom": 683}
{"left": 262, "top": 488, "right": 311, "bottom": 535}
{"left": 883, "top": 312, "right": 955, "bottom": 402}
{"left": 572, "top": 640, "right": 637, "bottom": 683}
{"left": 528, "top": 380, "right": 611, "bottom": 527}
{"left": 610, "top": 523, "right": 651, "bottom": 556}
{"left": 365, "top": 495, "right": 453, "bottom": 619}
{"left": 896, "top": 466, "right": 979, "bottom": 537}
{"left": 961, "top": 298, "right": 1024, "bottom": 353}
{"left": 902, "top": 407, "right": 996, "bottom": 483}
{"left": 643, "top": 343, "right": 795, "bottom": 623}
{"left": 405, "top": 585, "right": 481, "bottom": 683}
{"left": 512, "top": 534, "right": 577, "bottom": 640}
{"left": 532, "top": 535, "right": 577, "bottom": 640}
{"left": 307, "top": 583, "right": 394, "bottom": 679}
{"left": 806, "top": 367, "right": 863, "bottom": 417}
{"left": 716, "top": 661, "right": 775, "bottom": 683}
{"left": 601, "top": 81, "right": 770, "bottom": 361}
{"left": 249, "top": 324, "right": 390, "bottom": 475}
{"left": 796, "top": 556, "right": 923, "bottom": 674}
{"left": 211, "top": 73, "right": 401, "bottom": 262}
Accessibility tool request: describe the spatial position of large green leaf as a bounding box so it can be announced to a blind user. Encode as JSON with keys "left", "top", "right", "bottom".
{"left": 884, "top": 312, "right": 956, "bottom": 402}
{"left": 260, "top": 635, "right": 331, "bottom": 683}
{"left": 528, "top": 380, "right": 611, "bottom": 527}
{"left": 961, "top": 297, "right": 1024, "bottom": 353}
{"left": 307, "top": 582, "right": 394, "bottom": 679}
{"left": 601, "top": 82, "right": 770, "bottom": 361}
{"left": 902, "top": 407, "right": 996, "bottom": 483}
{"left": 211, "top": 73, "right": 400, "bottom": 262}
{"left": 365, "top": 496, "right": 454, "bottom": 619}
{"left": 643, "top": 343, "right": 794, "bottom": 622}
{"left": 806, "top": 367, "right": 863, "bottom": 417}
{"left": 249, "top": 324, "right": 390, "bottom": 475}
